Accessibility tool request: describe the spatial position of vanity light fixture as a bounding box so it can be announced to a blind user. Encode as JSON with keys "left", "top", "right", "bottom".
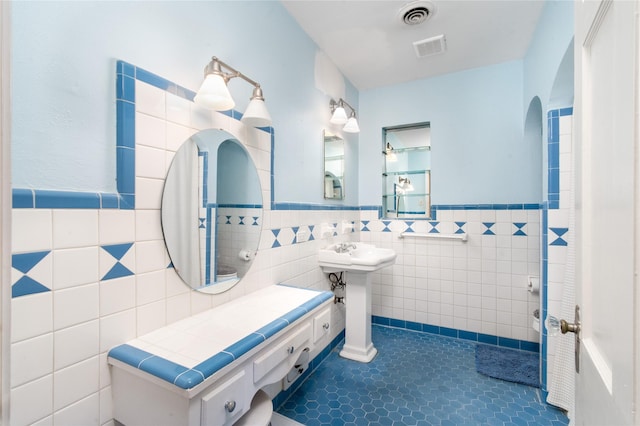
{"left": 330, "top": 98, "right": 360, "bottom": 133}
{"left": 194, "top": 56, "right": 272, "bottom": 128}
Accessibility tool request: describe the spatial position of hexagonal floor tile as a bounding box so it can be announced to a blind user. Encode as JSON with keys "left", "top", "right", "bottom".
{"left": 276, "top": 325, "right": 568, "bottom": 425}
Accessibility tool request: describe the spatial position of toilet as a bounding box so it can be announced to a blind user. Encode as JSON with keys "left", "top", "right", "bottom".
{"left": 216, "top": 264, "right": 238, "bottom": 281}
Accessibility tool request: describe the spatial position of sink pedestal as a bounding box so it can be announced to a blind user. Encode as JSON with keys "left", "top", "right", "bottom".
{"left": 339, "top": 271, "right": 377, "bottom": 363}
{"left": 317, "top": 242, "right": 397, "bottom": 363}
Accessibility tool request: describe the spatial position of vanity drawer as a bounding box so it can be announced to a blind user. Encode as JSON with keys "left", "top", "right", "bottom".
{"left": 201, "top": 370, "right": 247, "bottom": 426}
{"left": 313, "top": 308, "right": 331, "bottom": 343}
{"left": 253, "top": 323, "right": 311, "bottom": 383}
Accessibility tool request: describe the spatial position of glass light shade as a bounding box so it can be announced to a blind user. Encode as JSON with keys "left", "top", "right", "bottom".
{"left": 241, "top": 98, "right": 272, "bottom": 128}
{"left": 194, "top": 74, "right": 235, "bottom": 111}
{"left": 342, "top": 116, "right": 360, "bottom": 133}
{"left": 398, "top": 178, "right": 414, "bottom": 192}
{"left": 330, "top": 106, "right": 348, "bottom": 125}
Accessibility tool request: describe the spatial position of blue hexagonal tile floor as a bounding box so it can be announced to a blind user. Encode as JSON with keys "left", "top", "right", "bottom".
{"left": 276, "top": 325, "right": 568, "bottom": 425}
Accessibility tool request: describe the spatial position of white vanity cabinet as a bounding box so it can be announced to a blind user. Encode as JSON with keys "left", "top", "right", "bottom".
{"left": 108, "top": 285, "right": 334, "bottom": 426}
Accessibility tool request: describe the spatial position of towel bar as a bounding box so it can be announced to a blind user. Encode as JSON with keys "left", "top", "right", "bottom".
{"left": 399, "top": 232, "right": 468, "bottom": 242}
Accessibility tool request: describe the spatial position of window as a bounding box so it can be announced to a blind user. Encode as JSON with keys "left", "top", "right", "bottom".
{"left": 382, "top": 123, "right": 431, "bottom": 218}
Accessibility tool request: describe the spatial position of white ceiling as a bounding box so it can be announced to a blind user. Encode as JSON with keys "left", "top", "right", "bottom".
{"left": 281, "top": 0, "right": 545, "bottom": 91}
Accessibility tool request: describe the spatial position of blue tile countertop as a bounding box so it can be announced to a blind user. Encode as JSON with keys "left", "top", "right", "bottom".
{"left": 108, "top": 285, "right": 333, "bottom": 390}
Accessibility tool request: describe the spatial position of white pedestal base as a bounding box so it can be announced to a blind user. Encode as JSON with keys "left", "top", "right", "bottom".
{"left": 339, "top": 271, "right": 377, "bottom": 363}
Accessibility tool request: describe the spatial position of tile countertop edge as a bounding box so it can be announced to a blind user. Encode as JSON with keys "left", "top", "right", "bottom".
{"left": 107, "top": 286, "right": 334, "bottom": 390}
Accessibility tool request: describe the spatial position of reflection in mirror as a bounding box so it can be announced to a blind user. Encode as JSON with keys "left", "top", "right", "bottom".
{"left": 161, "top": 129, "right": 263, "bottom": 294}
{"left": 323, "top": 130, "right": 344, "bottom": 199}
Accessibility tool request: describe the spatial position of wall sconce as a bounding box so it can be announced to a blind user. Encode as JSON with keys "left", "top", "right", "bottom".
{"left": 397, "top": 177, "right": 414, "bottom": 193}
{"left": 384, "top": 142, "right": 398, "bottom": 162}
{"left": 194, "top": 56, "right": 272, "bottom": 128}
{"left": 330, "top": 98, "right": 360, "bottom": 133}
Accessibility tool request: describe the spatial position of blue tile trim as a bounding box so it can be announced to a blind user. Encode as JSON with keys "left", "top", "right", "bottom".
{"left": 13, "top": 60, "right": 268, "bottom": 211}
{"left": 34, "top": 190, "right": 101, "bottom": 209}
{"left": 108, "top": 287, "right": 334, "bottom": 389}
{"left": 12, "top": 188, "right": 34, "bottom": 208}
{"left": 224, "top": 333, "right": 266, "bottom": 360}
{"left": 190, "top": 352, "right": 234, "bottom": 384}
{"left": 541, "top": 206, "right": 549, "bottom": 393}
{"left": 546, "top": 108, "right": 572, "bottom": 210}
{"left": 373, "top": 315, "right": 539, "bottom": 353}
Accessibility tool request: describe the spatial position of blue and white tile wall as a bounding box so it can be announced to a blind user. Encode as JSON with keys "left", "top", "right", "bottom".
{"left": 9, "top": 61, "right": 563, "bottom": 425}
{"left": 542, "top": 107, "right": 573, "bottom": 398}
{"left": 9, "top": 63, "right": 350, "bottom": 426}
{"left": 361, "top": 207, "right": 541, "bottom": 347}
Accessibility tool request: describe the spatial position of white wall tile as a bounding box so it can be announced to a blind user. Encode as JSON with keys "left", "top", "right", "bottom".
{"left": 136, "top": 144, "right": 167, "bottom": 179}
{"left": 53, "top": 393, "right": 100, "bottom": 426}
{"left": 135, "top": 209, "right": 162, "bottom": 243}
{"left": 12, "top": 292, "right": 53, "bottom": 342}
{"left": 166, "top": 92, "right": 192, "bottom": 126}
{"left": 100, "top": 387, "right": 114, "bottom": 426}
{"left": 11, "top": 333, "right": 53, "bottom": 388}
{"left": 53, "top": 247, "right": 99, "bottom": 290}
{"left": 136, "top": 240, "right": 168, "bottom": 274}
{"left": 166, "top": 121, "right": 196, "bottom": 153}
{"left": 10, "top": 374, "right": 53, "bottom": 426}
{"left": 12, "top": 209, "right": 53, "bottom": 252}
{"left": 166, "top": 293, "right": 191, "bottom": 324}
{"left": 135, "top": 81, "right": 165, "bottom": 119}
{"left": 31, "top": 415, "right": 53, "bottom": 426}
{"left": 54, "top": 320, "right": 100, "bottom": 370}
{"left": 53, "top": 356, "right": 100, "bottom": 411}
{"left": 99, "top": 352, "right": 112, "bottom": 389}
{"left": 190, "top": 103, "right": 213, "bottom": 131}
{"left": 100, "top": 276, "right": 136, "bottom": 316}
{"left": 137, "top": 270, "right": 167, "bottom": 305}
{"left": 136, "top": 112, "right": 166, "bottom": 150}
{"left": 99, "top": 210, "right": 135, "bottom": 245}
{"left": 99, "top": 309, "right": 136, "bottom": 353}
{"left": 54, "top": 283, "right": 99, "bottom": 330}
{"left": 137, "top": 300, "right": 166, "bottom": 335}
{"left": 53, "top": 210, "right": 98, "bottom": 249}
{"left": 135, "top": 177, "right": 164, "bottom": 210}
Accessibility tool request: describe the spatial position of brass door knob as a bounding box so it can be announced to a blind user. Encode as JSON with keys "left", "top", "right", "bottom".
{"left": 560, "top": 319, "right": 580, "bottom": 334}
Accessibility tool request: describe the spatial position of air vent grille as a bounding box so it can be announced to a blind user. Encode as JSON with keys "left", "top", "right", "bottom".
{"left": 413, "top": 34, "right": 447, "bottom": 58}
{"left": 398, "top": 1, "right": 436, "bottom": 26}
{"left": 402, "top": 6, "right": 430, "bottom": 25}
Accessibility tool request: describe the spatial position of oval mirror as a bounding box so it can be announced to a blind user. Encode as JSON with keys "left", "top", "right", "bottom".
{"left": 161, "top": 129, "right": 263, "bottom": 294}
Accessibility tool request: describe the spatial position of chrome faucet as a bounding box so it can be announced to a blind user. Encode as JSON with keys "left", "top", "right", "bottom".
{"left": 335, "top": 242, "right": 357, "bottom": 253}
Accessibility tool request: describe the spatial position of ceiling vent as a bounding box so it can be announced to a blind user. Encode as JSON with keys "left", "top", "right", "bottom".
{"left": 398, "top": 1, "right": 436, "bottom": 26}
{"left": 413, "top": 34, "right": 447, "bottom": 58}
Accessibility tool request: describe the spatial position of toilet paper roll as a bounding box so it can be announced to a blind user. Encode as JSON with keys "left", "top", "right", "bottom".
{"left": 238, "top": 249, "right": 254, "bottom": 262}
{"left": 527, "top": 276, "right": 540, "bottom": 294}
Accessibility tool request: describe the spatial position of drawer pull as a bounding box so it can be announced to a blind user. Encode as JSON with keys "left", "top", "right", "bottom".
{"left": 287, "top": 346, "right": 295, "bottom": 354}
{"left": 224, "top": 400, "right": 236, "bottom": 413}
{"left": 323, "top": 322, "right": 330, "bottom": 330}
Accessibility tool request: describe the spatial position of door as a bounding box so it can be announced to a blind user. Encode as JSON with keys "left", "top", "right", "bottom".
{"left": 574, "top": 0, "right": 638, "bottom": 424}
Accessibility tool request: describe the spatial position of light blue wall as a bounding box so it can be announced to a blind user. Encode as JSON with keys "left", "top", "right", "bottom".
{"left": 217, "top": 140, "right": 262, "bottom": 205}
{"left": 11, "top": 1, "right": 359, "bottom": 205}
{"left": 523, "top": 0, "right": 574, "bottom": 114}
{"left": 522, "top": 0, "right": 574, "bottom": 200}
{"left": 359, "top": 60, "right": 531, "bottom": 206}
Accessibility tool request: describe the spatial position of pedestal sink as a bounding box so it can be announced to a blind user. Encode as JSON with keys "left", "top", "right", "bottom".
{"left": 319, "top": 242, "right": 397, "bottom": 362}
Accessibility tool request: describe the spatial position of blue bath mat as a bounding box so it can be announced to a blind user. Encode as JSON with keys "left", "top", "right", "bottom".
{"left": 475, "top": 344, "right": 540, "bottom": 388}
